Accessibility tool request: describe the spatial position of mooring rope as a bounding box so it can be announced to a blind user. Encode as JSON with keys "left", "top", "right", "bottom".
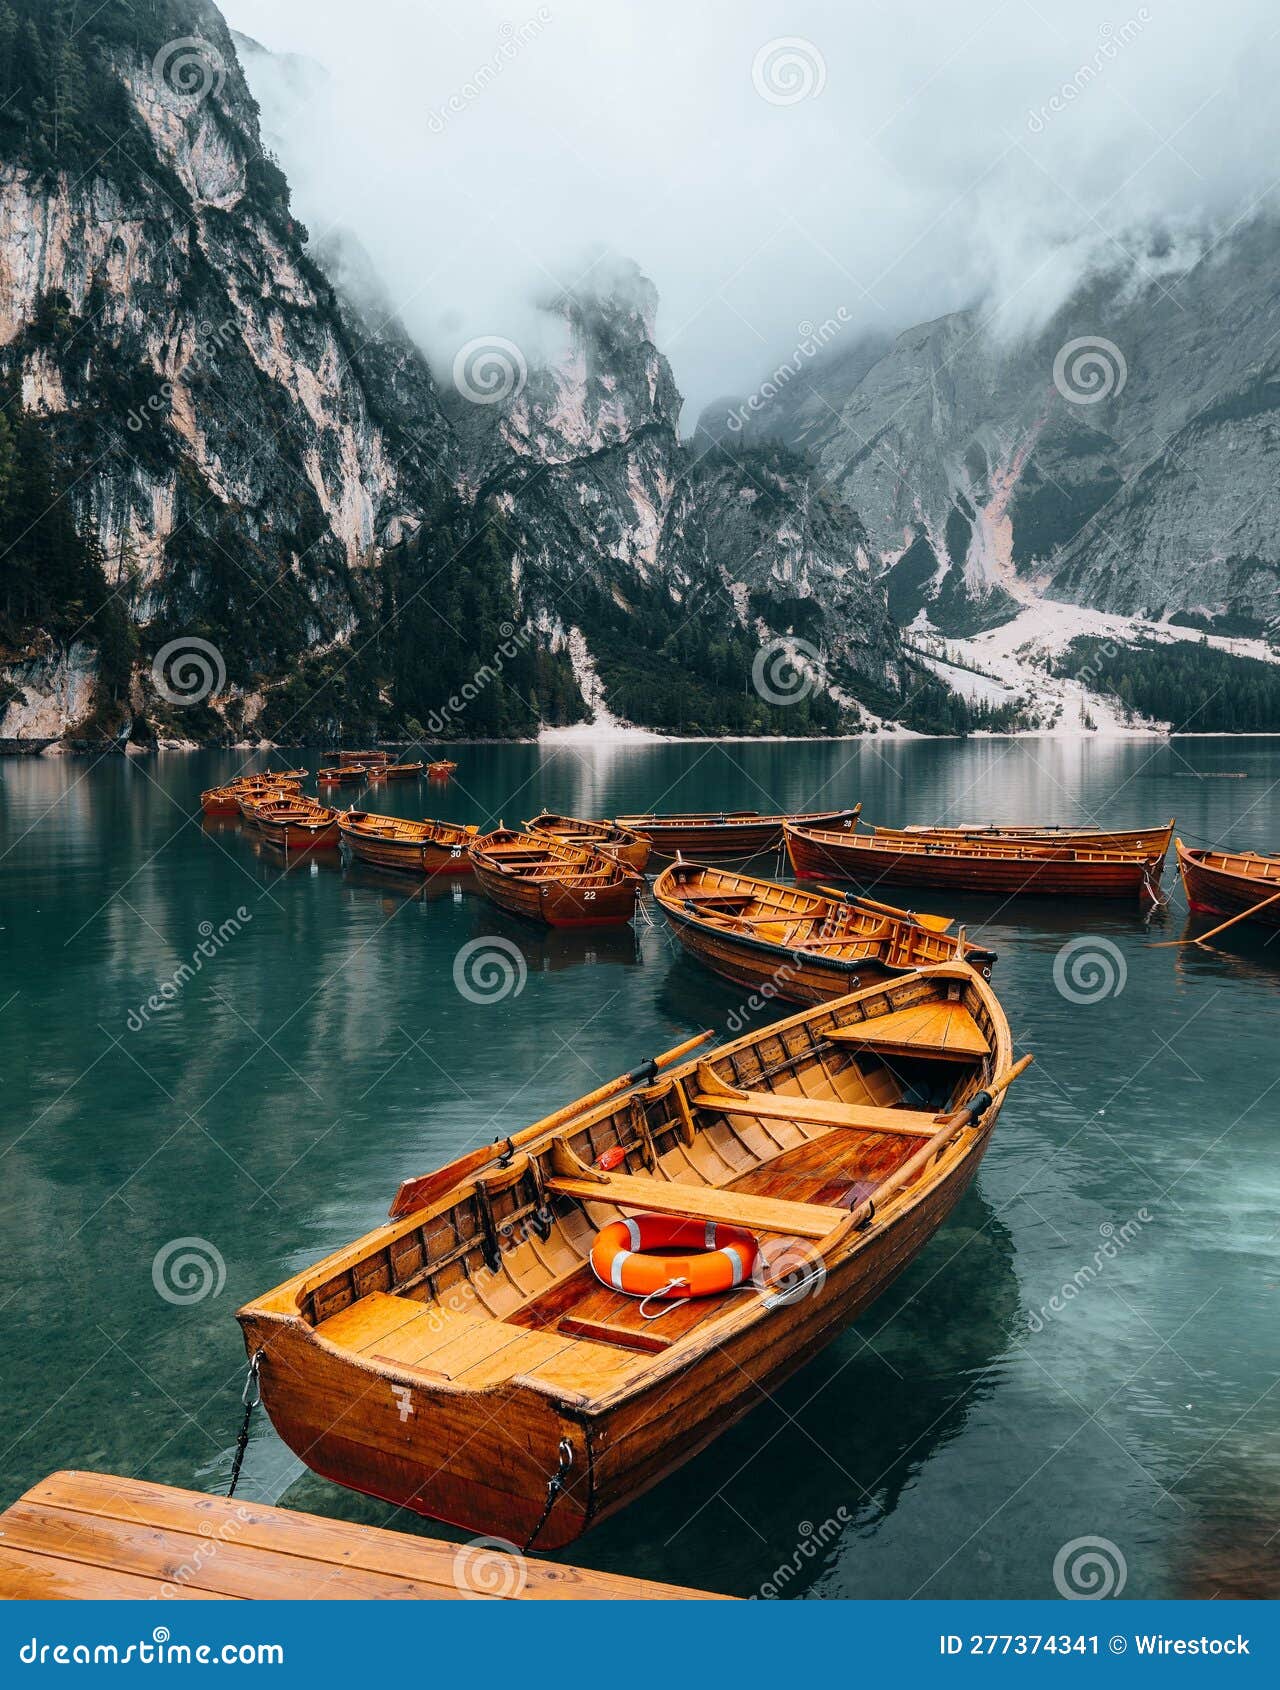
{"left": 522, "top": 1436, "right": 575, "bottom": 1553}
{"left": 227, "top": 1349, "right": 263, "bottom": 1499}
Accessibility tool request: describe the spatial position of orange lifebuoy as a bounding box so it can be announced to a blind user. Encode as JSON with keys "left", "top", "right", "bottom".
{"left": 590, "top": 1213, "right": 758, "bottom": 1300}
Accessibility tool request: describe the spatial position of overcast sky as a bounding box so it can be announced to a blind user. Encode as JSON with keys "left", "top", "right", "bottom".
{"left": 222, "top": 0, "right": 1278, "bottom": 423}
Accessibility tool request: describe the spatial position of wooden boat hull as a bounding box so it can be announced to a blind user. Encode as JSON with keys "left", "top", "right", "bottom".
{"left": 788, "top": 825, "right": 1164, "bottom": 900}
{"left": 384, "top": 764, "right": 425, "bottom": 780}
{"left": 239, "top": 965, "right": 1019, "bottom": 1549}
{"left": 470, "top": 829, "right": 642, "bottom": 928}
{"left": 259, "top": 815, "right": 341, "bottom": 851}
{"left": 472, "top": 859, "right": 638, "bottom": 927}
{"left": 1177, "top": 842, "right": 1280, "bottom": 927}
{"left": 619, "top": 808, "right": 861, "bottom": 860}
{"left": 339, "top": 815, "right": 476, "bottom": 875}
{"left": 239, "top": 1124, "right": 985, "bottom": 1548}
{"left": 656, "top": 874, "right": 994, "bottom": 1005}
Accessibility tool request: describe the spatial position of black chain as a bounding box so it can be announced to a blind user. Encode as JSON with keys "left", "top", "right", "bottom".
{"left": 522, "top": 1437, "right": 575, "bottom": 1554}
{"left": 227, "top": 1350, "right": 263, "bottom": 1499}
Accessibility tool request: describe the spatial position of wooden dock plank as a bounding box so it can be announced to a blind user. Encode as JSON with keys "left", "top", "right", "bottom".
{"left": 0, "top": 1473, "right": 724, "bottom": 1601}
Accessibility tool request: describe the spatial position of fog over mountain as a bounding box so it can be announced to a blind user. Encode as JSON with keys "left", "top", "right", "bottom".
{"left": 223, "top": 0, "right": 1280, "bottom": 421}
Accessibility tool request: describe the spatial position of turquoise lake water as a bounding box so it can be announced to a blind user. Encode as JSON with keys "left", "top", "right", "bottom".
{"left": 1, "top": 736, "right": 1277, "bottom": 1599}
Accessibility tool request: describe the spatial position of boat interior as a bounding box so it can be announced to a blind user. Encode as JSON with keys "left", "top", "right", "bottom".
{"left": 1188, "top": 846, "right": 1280, "bottom": 878}
{"left": 275, "top": 971, "right": 1002, "bottom": 1406}
{"left": 343, "top": 813, "right": 470, "bottom": 842}
{"left": 473, "top": 832, "right": 631, "bottom": 884}
{"left": 797, "top": 826, "right": 1156, "bottom": 865}
{"left": 659, "top": 865, "right": 971, "bottom": 966}
{"left": 528, "top": 814, "right": 636, "bottom": 845}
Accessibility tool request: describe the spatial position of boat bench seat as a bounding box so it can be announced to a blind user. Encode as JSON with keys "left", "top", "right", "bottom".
{"left": 825, "top": 1001, "right": 990, "bottom": 1059}
{"left": 678, "top": 893, "right": 756, "bottom": 910}
{"left": 545, "top": 1171, "right": 847, "bottom": 1240}
{"left": 690, "top": 1087, "right": 941, "bottom": 1138}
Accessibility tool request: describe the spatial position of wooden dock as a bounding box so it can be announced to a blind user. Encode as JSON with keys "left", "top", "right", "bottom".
{"left": 0, "top": 1472, "right": 724, "bottom": 1601}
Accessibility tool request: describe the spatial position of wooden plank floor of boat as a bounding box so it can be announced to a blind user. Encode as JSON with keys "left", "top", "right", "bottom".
{"left": 0, "top": 1471, "right": 726, "bottom": 1600}
{"left": 506, "top": 1123, "right": 920, "bottom": 1386}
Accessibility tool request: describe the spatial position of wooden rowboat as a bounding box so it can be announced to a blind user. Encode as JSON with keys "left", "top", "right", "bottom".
{"left": 236, "top": 786, "right": 304, "bottom": 825}
{"left": 201, "top": 775, "right": 302, "bottom": 815}
{"left": 318, "top": 765, "right": 373, "bottom": 786}
{"left": 383, "top": 762, "right": 426, "bottom": 780}
{"left": 615, "top": 805, "right": 861, "bottom": 860}
{"left": 470, "top": 828, "right": 643, "bottom": 928}
{"left": 337, "top": 750, "right": 389, "bottom": 766}
{"left": 238, "top": 962, "right": 1027, "bottom": 1549}
{"left": 428, "top": 760, "right": 458, "bottom": 778}
{"left": 525, "top": 812, "right": 653, "bottom": 873}
{"left": 237, "top": 793, "right": 285, "bottom": 829}
{"left": 256, "top": 801, "right": 342, "bottom": 852}
{"left": 878, "top": 819, "right": 1175, "bottom": 855}
{"left": 653, "top": 861, "right": 997, "bottom": 1003}
{"left": 787, "top": 820, "right": 1168, "bottom": 901}
{"left": 1176, "top": 840, "right": 1280, "bottom": 928}
{"left": 201, "top": 786, "right": 245, "bottom": 816}
{"left": 338, "top": 811, "right": 478, "bottom": 874}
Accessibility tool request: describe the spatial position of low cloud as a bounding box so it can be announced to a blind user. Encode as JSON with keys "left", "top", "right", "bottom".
{"left": 224, "top": 0, "right": 1280, "bottom": 422}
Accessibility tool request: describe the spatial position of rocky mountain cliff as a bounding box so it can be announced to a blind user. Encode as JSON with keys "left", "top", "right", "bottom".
{"left": 0, "top": 0, "right": 931, "bottom": 747}
{"left": 711, "top": 223, "right": 1280, "bottom": 644}
{"left": 448, "top": 268, "right": 919, "bottom": 734}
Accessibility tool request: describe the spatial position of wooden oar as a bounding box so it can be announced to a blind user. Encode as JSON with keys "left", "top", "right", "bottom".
{"left": 388, "top": 1029, "right": 715, "bottom": 1218}
{"left": 817, "top": 886, "right": 955, "bottom": 933}
{"left": 817, "top": 1053, "right": 1034, "bottom": 1252}
{"left": 1151, "top": 888, "right": 1280, "bottom": 947}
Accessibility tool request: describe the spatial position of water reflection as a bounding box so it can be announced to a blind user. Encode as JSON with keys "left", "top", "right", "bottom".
{"left": 571, "top": 1189, "right": 1020, "bottom": 1597}
{"left": 4, "top": 742, "right": 1279, "bottom": 1600}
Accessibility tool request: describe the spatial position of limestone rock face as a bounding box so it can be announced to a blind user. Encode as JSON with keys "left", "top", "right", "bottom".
{"left": 0, "top": 2, "right": 907, "bottom": 741}
{"left": 713, "top": 220, "right": 1280, "bottom": 638}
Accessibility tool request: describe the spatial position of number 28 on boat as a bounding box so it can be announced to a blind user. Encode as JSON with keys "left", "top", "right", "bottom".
{"left": 237, "top": 961, "right": 1030, "bottom": 1549}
